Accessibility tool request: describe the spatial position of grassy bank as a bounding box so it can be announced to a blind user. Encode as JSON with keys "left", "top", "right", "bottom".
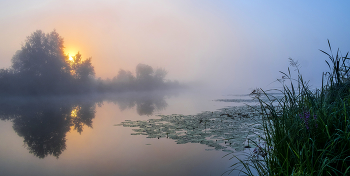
{"left": 230, "top": 42, "right": 350, "bottom": 175}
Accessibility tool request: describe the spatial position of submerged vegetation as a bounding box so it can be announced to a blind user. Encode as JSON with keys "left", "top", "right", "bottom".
{"left": 230, "top": 41, "right": 350, "bottom": 175}
{"left": 0, "top": 30, "right": 181, "bottom": 96}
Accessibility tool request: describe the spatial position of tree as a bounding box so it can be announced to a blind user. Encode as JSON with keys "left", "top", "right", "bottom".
{"left": 154, "top": 68, "right": 167, "bottom": 81}
{"left": 5, "top": 30, "right": 96, "bottom": 95}
{"left": 11, "top": 30, "right": 69, "bottom": 77}
{"left": 115, "top": 69, "right": 135, "bottom": 83}
{"left": 136, "top": 64, "right": 153, "bottom": 79}
{"left": 71, "top": 52, "right": 95, "bottom": 81}
{"left": 9, "top": 30, "right": 71, "bottom": 95}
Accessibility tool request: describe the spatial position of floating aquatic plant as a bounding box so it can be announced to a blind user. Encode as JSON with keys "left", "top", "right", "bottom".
{"left": 117, "top": 106, "right": 264, "bottom": 152}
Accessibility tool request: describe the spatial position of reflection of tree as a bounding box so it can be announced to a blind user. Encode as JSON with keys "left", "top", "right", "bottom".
{"left": 71, "top": 102, "right": 95, "bottom": 134}
{"left": 12, "top": 106, "right": 71, "bottom": 158}
{"left": 0, "top": 92, "right": 176, "bottom": 158}
{"left": 105, "top": 91, "right": 171, "bottom": 116}
{"left": 0, "top": 98, "right": 96, "bottom": 158}
{"left": 136, "top": 94, "right": 167, "bottom": 116}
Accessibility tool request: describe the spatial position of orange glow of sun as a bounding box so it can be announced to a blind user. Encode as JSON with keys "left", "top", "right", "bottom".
{"left": 65, "top": 47, "right": 79, "bottom": 62}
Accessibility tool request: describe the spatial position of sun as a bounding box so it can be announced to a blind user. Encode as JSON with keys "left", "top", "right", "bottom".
{"left": 65, "top": 47, "right": 78, "bottom": 61}
{"left": 69, "top": 55, "right": 74, "bottom": 61}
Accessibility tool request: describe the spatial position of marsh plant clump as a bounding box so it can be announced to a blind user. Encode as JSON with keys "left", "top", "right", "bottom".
{"left": 117, "top": 106, "right": 264, "bottom": 153}
{"left": 229, "top": 41, "right": 350, "bottom": 176}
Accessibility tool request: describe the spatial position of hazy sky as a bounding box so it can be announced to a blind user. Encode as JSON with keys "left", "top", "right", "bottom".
{"left": 1, "top": 0, "right": 349, "bottom": 94}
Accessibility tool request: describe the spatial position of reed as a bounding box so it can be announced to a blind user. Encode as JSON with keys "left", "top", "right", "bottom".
{"left": 228, "top": 41, "right": 350, "bottom": 175}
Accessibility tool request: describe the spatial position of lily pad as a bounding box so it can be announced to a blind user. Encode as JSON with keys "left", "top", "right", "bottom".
{"left": 117, "top": 105, "right": 264, "bottom": 153}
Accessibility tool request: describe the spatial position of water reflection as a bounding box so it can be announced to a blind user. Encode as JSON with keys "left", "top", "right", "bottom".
{"left": 0, "top": 97, "right": 97, "bottom": 158}
{"left": 0, "top": 91, "right": 174, "bottom": 158}
{"left": 105, "top": 92, "right": 168, "bottom": 116}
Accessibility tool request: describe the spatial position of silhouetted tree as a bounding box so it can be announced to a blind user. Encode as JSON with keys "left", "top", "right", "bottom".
{"left": 71, "top": 52, "right": 95, "bottom": 81}
{"left": 11, "top": 30, "right": 69, "bottom": 75}
{"left": 69, "top": 52, "right": 95, "bottom": 93}
{"left": 0, "top": 30, "right": 99, "bottom": 95}
{"left": 10, "top": 30, "right": 72, "bottom": 95}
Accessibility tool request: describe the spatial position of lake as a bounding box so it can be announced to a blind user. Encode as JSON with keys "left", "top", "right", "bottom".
{"left": 0, "top": 90, "right": 262, "bottom": 176}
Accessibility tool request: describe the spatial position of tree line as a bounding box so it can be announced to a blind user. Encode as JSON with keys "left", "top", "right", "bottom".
{"left": 0, "top": 30, "right": 181, "bottom": 96}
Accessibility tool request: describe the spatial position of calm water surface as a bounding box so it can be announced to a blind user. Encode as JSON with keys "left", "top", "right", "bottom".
{"left": 0, "top": 90, "right": 255, "bottom": 176}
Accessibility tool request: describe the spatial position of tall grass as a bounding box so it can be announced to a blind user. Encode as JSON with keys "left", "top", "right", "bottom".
{"left": 228, "top": 41, "right": 350, "bottom": 175}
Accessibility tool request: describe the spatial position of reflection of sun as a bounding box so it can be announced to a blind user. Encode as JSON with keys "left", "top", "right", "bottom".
{"left": 71, "top": 106, "right": 80, "bottom": 118}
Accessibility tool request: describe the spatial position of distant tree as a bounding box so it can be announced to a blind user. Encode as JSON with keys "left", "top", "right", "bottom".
{"left": 154, "top": 68, "right": 167, "bottom": 81}
{"left": 136, "top": 64, "right": 153, "bottom": 79}
{"left": 115, "top": 69, "right": 135, "bottom": 83}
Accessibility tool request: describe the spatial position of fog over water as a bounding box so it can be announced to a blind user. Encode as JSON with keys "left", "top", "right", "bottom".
{"left": 0, "top": 90, "right": 259, "bottom": 176}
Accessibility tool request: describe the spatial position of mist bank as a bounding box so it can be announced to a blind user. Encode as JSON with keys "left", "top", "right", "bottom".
{"left": 0, "top": 30, "right": 184, "bottom": 97}
{"left": 94, "top": 64, "right": 181, "bottom": 93}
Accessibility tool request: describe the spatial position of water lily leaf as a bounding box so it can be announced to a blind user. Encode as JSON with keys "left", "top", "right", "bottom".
{"left": 118, "top": 105, "right": 264, "bottom": 153}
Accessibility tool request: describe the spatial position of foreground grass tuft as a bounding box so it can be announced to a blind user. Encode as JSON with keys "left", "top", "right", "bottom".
{"left": 229, "top": 41, "right": 350, "bottom": 175}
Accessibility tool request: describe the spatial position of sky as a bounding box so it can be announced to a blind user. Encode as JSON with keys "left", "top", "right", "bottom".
{"left": 1, "top": 0, "right": 350, "bottom": 94}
